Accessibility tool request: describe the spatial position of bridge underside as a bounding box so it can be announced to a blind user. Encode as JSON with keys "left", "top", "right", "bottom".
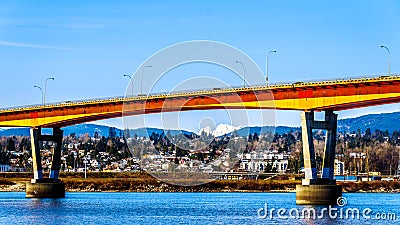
{"left": 1, "top": 89, "right": 400, "bottom": 128}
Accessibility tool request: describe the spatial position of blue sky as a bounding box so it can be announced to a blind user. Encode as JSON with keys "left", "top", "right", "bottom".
{"left": 1, "top": 1, "right": 400, "bottom": 131}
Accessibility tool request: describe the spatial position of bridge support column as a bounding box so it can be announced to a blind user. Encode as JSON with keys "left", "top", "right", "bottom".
{"left": 30, "top": 128, "right": 43, "bottom": 180}
{"left": 49, "top": 127, "right": 63, "bottom": 179}
{"left": 296, "top": 111, "right": 342, "bottom": 205}
{"left": 322, "top": 111, "right": 337, "bottom": 180}
{"left": 300, "top": 111, "right": 317, "bottom": 184}
{"left": 26, "top": 127, "right": 65, "bottom": 198}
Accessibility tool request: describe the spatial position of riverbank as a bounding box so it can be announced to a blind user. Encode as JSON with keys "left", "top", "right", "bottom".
{"left": 1, "top": 172, "right": 400, "bottom": 193}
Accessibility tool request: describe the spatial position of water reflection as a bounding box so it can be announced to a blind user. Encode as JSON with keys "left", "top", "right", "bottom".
{"left": 27, "top": 198, "right": 63, "bottom": 209}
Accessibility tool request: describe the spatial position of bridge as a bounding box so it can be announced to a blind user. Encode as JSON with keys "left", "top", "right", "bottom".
{"left": 1, "top": 75, "right": 400, "bottom": 203}
{"left": 1, "top": 75, "right": 399, "bottom": 127}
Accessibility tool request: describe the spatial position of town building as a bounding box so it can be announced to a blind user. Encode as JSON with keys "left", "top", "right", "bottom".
{"left": 0, "top": 164, "right": 10, "bottom": 172}
{"left": 238, "top": 151, "right": 289, "bottom": 173}
{"left": 334, "top": 159, "right": 345, "bottom": 175}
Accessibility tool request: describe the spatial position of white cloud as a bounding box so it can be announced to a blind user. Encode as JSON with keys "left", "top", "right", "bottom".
{"left": 50, "top": 24, "right": 104, "bottom": 29}
{"left": 0, "top": 40, "right": 69, "bottom": 50}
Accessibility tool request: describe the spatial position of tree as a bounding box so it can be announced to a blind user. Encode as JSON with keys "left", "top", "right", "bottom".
{"left": 392, "top": 130, "right": 400, "bottom": 144}
{"left": 365, "top": 128, "right": 371, "bottom": 138}
{"left": 108, "top": 127, "right": 117, "bottom": 138}
{"left": 253, "top": 132, "right": 259, "bottom": 141}
{"left": 5, "top": 138, "right": 16, "bottom": 152}
{"left": 264, "top": 163, "right": 273, "bottom": 173}
{"left": 0, "top": 151, "right": 10, "bottom": 165}
{"left": 19, "top": 137, "right": 30, "bottom": 152}
{"left": 383, "top": 130, "right": 390, "bottom": 138}
{"left": 356, "top": 129, "right": 361, "bottom": 138}
{"left": 124, "top": 128, "right": 131, "bottom": 139}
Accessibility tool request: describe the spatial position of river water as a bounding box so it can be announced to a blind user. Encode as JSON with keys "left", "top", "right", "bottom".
{"left": 0, "top": 192, "right": 398, "bottom": 224}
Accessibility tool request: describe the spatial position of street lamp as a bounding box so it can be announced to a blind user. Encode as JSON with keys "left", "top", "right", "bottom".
{"left": 44, "top": 77, "right": 55, "bottom": 106}
{"left": 380, "top": 45, "right": 391, "bottom": 76}
{"left": 266, "top": 50, "right": 277, "bottom": 84}
{"left": 73, "top": 152, "right": 77, "bottom": 172}
{"left": 123, "top": 74, "right": 133, "bottom": 96}
{"left": 33, "top": 85, "right": 44, "bottom": 105}
{"left": 83, "top": 156, "right": 88, "bottom": 179}
{"left": 235, "top": 61, "right": 245, "bottom": 88}
{"left": 141, "top": 65, "right": 152, "bottom": 95}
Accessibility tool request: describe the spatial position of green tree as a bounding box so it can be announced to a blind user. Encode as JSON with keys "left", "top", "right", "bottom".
{"left": 365, "top": 128, "right": 371, "bottom": 138}
{"left": 108, "top": 127, "right": 117, "bottom": 138}
{"left": 124, "top": 128, "right": 131, "bottom": 139}
{"left": 5, "top": 138, "right": 16, "bottom": 152}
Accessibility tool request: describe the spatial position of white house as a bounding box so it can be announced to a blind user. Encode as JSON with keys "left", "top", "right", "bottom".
{"left": 334, "top": 159, "right": 345, "bottom": 175}
{"left": 239, "top": 151, "right": 289, "bottom": 173}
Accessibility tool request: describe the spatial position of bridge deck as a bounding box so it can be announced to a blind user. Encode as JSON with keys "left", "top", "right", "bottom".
{"left": 1, "top": 75, "right": 400, "bottom": 127}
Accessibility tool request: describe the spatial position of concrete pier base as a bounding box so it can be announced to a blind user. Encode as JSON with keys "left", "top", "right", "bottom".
{"left": 26, "top": 179, "right": 65, "bottom": 198}
{"left": 296, "top": 184, "right": 342, "bottom": 205}
{"left": 28, "top": 127, "right": 65, "bottom": 198}
{"left": 297, "top": 111, "right": 341, "bottom": 205}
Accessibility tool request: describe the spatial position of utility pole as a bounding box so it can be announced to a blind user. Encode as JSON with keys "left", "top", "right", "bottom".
{"left": 84, "top": 157, "right": 88, "bottom": 179}
{"left": 366, "top": 146, "right": 369, "bottom": 181}
{"left": 44, "top": 77, "right": 55, "bottom": 106}
{"left": 380, "top": 45, "right": 390, "bottom": 76}
{"left": 123, "top": 74, "right": 133, "bottom": 96}
{"left": 396, "top": 151, "right": 400, "bottom": 178}
{"left": 141, "top": 65, "right": 152, "bottom": 95}
{"left": 34, "top": 86, "right": 44, "bottom": 105}
{"left": 266, "top": 50, "right": 277, "bottom": 84}
{"left": 235, "top": 61, "right": 245, "bottom": 88}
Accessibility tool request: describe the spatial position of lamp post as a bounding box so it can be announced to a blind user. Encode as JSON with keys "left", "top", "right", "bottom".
{"left": 235, "top": 61, "right": 245, "bottom": 88}
{"left": 73, "top": 152, "right": 77, "bottom": 172}
{"left": 33, "top": 85, "right": 44, "bottom": 105}
{"left": 380, "top": 45, "right": 390, "bottom": 76}
{"left": 123, "top": 74, "right": 133, "bottom": 96}
{"left": 83, "top": 156, "right": 88, "bottom": 179}
{"left": 44, "top": 77, "right": 55, "bottom": 106}
{"left": 266, "top": 50, "right": 277, "bottom": 84}
{"left": 141, "top": 65, "right": 152, "bottom": 95}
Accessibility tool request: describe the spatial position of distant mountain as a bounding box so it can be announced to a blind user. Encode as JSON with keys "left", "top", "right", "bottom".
{"left": 0, "top": 124, "right": 195, "bottom": 138}
{"left": 127, "top": 127, "right": 194, "bottom": 137}
{"left": 276, "top": 126, "right": 301, "bottom": 134}
{"left": 0, "top": 124, "right": 297, "bottom": 138}
{"left": 338, "top": 111, "right": 400, "bottom": 134}
{"left": 198, "top": 126, "right": 213, "bottom": 136}
{"left": 0, "top": 127, "right": 30, "bottom": 136}
{"left": 212, "top": 124, "right": 239, "bottom": 136}
{"left": 198, "top": 124, "right": 300, "bottom": 137}
{"left": 0, "top": 124, "right": 119, "bottom": 137}
{"left": 235, "top": 126, "right": 300, "bottom": 136}
{"left": 2, "top": 111, "right": 400, "bottom": 137}
{"left": 64, "top": 124, "right": 119, "bottom": 137}
{"left": 110, "top": 112, "right": 400, "bottom": 136}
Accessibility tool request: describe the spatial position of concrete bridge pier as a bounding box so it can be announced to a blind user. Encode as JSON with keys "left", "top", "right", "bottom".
{"left": 296, "top": 111, "right": 342, "bottom": 205}
{"left": 26, "top": 127, "right": 65, "bottom": 198}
